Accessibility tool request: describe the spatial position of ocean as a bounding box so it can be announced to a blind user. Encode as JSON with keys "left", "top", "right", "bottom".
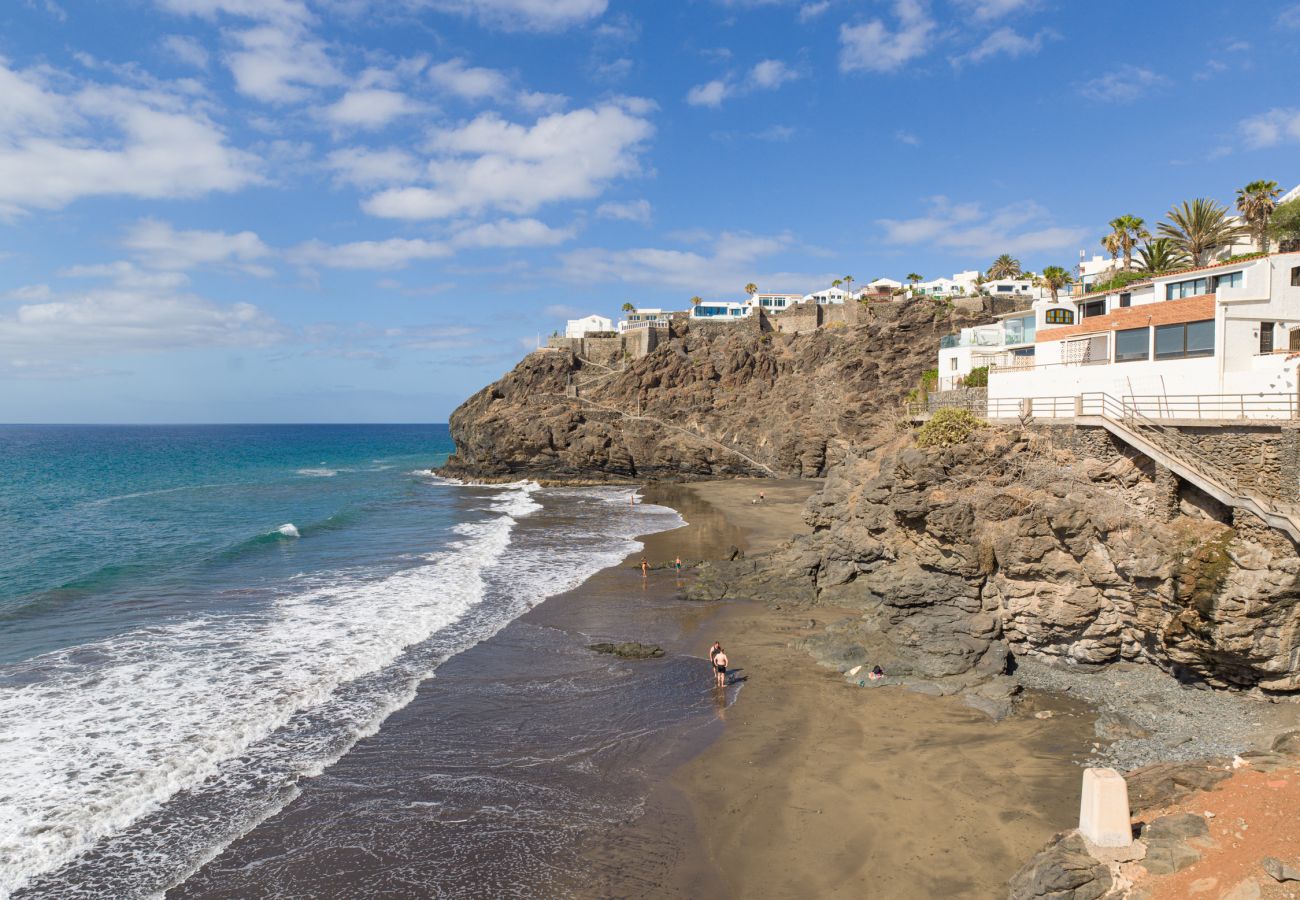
{"left": 0, "top": 425, "right": 688, "bottom": 898}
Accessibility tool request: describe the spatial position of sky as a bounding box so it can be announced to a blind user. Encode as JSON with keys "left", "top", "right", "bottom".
{"left": 1, "top": 0, "right": 1298, "bottom": 423}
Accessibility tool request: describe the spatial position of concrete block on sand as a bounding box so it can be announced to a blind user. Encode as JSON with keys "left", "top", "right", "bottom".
{"left": 1079, "top": 768, "right": 1132, "bottom": 848}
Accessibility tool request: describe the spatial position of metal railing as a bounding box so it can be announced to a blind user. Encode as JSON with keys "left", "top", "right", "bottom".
{"left": 981, "top": 392, "right": 1300, "bottom": 421}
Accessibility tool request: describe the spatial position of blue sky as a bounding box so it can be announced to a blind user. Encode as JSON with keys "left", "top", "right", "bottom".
{"left": 1, "top": 0, "right": 1297, "bottom": 423}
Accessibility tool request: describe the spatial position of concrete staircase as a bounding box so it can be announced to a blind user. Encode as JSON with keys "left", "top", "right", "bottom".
{"left": 1076, "top": 392, "right": 1300, "bottom": 543}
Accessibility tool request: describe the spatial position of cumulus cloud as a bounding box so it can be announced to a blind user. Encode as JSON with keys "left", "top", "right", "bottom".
{"left": 596, "top": 199, "right": 652, "bottom": 223}
{"left": 427, "top": 58, "right": 511, "bottom": 102}
{"left": 160, "top": 34, "right": 211, "bottom": 68}
{"left": 289, "top": 237, "right": 452, "bottom": 270}
{"left": 0, "top": 267, "right": 283, "bottom": 370}
{"left": 558, "top": 231, "right": 821, "bottom": 296}
{"left": 798, "top": 2, "right": 831, "bottom": 22}
{"left": 123, "top": 219, "right": 273, "bottom": 275}
{"left": 839, "top": 0, "right": 934, "bottom": 73}
{"left": 686, "top": 59, "right": 800, "bottom": 108}
{"left": 0, "top": 59, "right": 260, "bottom": 215}
{"left": 362, "top": 100, "right": 653, "bottom": 220}
{"left": 877, "top": 196, "right": 1088, "bottom": 257}
{"left": 450, "top": 217, "right": 575, "bottom": 248}
{"left": 1076, "top": 65, "right": 1167, "bottom": 103}
{"left": 325, "top": 147, "right": 423, "bottom": 187}
{"left": 224, "top": 24, "right": 343, "bottom": 102}
{"left": 1279, "top": 4, "right": 1300, "bottom": 28}
{"left": 954, "top": 0, "right": 1038, "bottom": 20}
{"left": 957, "top": 26, "right": 1055, "bottom": 65}
{"left": 1240, "top": 108, "right": 1300, "bottom": 149}
{"left": 323, "top": 87, "right": 422, "bottom": 129}
{"left": 419, "top": 0, "right": 608, "bottom": 31}
{"left": 154, "top": 0, "right": 311, "bottom": 24}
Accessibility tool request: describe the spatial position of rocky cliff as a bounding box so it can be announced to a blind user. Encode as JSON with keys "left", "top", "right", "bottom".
{"left": 696, "top": 425, "right": 1300, "bottom": 694}
{"left": 439, "top": 300, "right": 989, "bottom": 482}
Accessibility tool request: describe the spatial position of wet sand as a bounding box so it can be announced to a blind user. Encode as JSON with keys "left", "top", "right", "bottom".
{"left": 589, "top": 478, "right": 1098, "bottom": 900}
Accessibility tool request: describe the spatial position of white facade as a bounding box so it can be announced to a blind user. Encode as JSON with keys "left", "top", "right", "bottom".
{"left": 566, "top": 314, "right": 614, "bottom": 338}
{"left": 1078, "top": 254, "right": 1119, "bottom": 292}
{"left": 936, "top": 308, "right": 1049, "bottom": 390}
{"left": 914, "top": 270, "right": 979, "bottom": 297}
{"left": 617, "top": 308, "right": 672, "bottom": 332}
{"left": 691, "top": 300, "right": 752, "bottom": 320}
{"left": 983, "top": 278, "right": 1049, "bottom": 300}
{"left": 987, "top": 252, "right": 1300, "bottom": 419}
{"left": 803, "top": 287, "right": 848, "bottom": 305}
{"left": 751, "top": 292, "right": 802, "bottom": 312}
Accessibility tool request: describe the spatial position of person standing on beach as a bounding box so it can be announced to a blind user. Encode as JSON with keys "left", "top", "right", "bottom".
{"left": 708, "top": 641, "right": 721, "bottom": 664}
{"left": 640, "top": 557, "right": 649, "bottom": 579}
{"left": 674, "top": 556, "right": 683, "bottom": 574}
{"left": 713, "top": 648, "right": 729, "bottom": 687}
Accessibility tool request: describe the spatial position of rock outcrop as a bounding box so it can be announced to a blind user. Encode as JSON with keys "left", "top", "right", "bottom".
{"left": 712, "top": 426, "right": 1300, "bottom": 693}
{"left": 440, "top": 300, "right": 989, "bottom": 481}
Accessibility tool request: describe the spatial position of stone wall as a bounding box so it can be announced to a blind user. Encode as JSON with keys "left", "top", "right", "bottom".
{"left": 582, "top": 336, "right": 623, "bottom": 367}
{"left": 1177, "top": 426, "right": 1297, "bottom": 503}
{"left": 544, "top": 327, "right": 667, "bottom": 364}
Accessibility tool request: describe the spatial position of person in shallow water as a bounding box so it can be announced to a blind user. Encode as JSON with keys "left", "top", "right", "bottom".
{"left": 713, "top": 648, "right": 729, "bottom": 687}
{"left": 640, "top": 557, "right": 649, "bottom": 578}
{"left": 674, "top": 556, "right": 683, "bottom": 573}
{"left": 708, "top": 641, "right": 721, "bottom": 663}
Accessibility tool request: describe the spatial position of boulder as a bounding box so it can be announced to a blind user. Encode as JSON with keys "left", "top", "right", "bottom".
{"left": 1007, "top": 832, "right": 1113, "bottom": 900}
{"left": 1262, "top": 856, "right": 1300, "bottom": 882}
{"left": 587, "top": 642, "right": 665, "bottom": 660}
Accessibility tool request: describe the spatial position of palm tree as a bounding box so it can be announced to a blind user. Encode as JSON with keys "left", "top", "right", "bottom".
{"left": 690, "top": 295, "right": 702, "bottom": 307}
{"left": 1236, "top": 180, "right": 1281, "bottom": 253}
{"left": 842, "top": 275, "right": 854, "bottom": 297}
{"left": 987, "top": 254, "right": 1021, "bottom": 280}
{"left": 1135, "top": 238, "right": 1189, "bottom": 275}
{"left": 906, "top": 273, "right": 923, "bottom": 284}
{"left": 621, "top": 302, "right": 635, "bottom": 312}
{"left": 744, "top": 282, "right": 758, "bottom": 297}
{"left": 1037, "top": 265, "right": 1073, "bottom": 302}
{"left": 1100, "top": 231, "right": 1122, "bottom": 268}
{"left": 1108, "top": 215, "right": 1150, "bottom": 271}
{"left": 1157, "top": 198, "right": 1249, "bottom": 265}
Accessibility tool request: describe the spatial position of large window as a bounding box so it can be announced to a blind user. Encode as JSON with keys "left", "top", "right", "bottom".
{"left": 1166, "top": 277, "right": 1210, "bottom": 299}
{"left": 1002, "top": 314, "right": 1035, "bottom": 345}
{"left": 1154, "top": 319, "right": 1214, "bottom": 360}
{"left": 1212, "top": 271, "right": 1243, "bottom": 290}
{"left": 1115, "top": 327, "right": 1149, "bottom": 362}
{"left": 1119, "top": 292, "right": 1131, "bottom": 308}
{"left": 1081, "top": 299, "right": 1106, "bottom": 318}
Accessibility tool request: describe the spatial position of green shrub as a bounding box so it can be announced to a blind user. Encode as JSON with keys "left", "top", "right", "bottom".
{"left": 962, "top": 366, "right": 988, "bottom": 388}
{"left": 919, "top": 368, "right": 938, "bottom": 392}
{"left": 915, "top": 407, "right": 985, "bottom": 448}
{"left": 1088, "top": 270, "right": 1151, "bottom": 294}
{"left": 1270, "top": 198, "right": 1300, "bottom": 247}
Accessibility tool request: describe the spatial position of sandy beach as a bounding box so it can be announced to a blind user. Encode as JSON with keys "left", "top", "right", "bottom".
{"left": 579, "top": 478, "right": 1100, "bottom": 900}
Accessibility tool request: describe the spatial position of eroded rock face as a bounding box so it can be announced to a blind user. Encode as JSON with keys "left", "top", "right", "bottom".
{"left": 746, "top": 428, "right": 1300, "bottom": 692}
{"left": 439, "top": 301, "right": 988, "bottom": 481}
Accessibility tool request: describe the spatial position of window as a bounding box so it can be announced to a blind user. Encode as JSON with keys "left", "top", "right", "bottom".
{"left": 1045, "top": 308, "right": 1074, "bottom": 325}
{"left": 1155, "top": 319, "right": 1215, "bottom": 360}
{"left": 1261, "top": 322, "right": 1275, "bottom": 354}
{"left": 1212, "top": 271, "right": 1243, "bottom": 291}
{"left": 1292, "top": 266, "right": 1300, "bottom": 287}
{"left": 950, "top": 357, "right": 958, "bottom": 371}
{"left": 1119, "top": 292, "right": 1131, "bottom": 308}
{"left": 997, "top": 285, "right": 1013, "bottom": 292}
{"left": 1003, "top": 314, "right": 1035, "bottom": 345}
{"left": 1081, "top": 299, "right": 1106, "bottom": 318}
{"left": 1166, "top": 277, "right": 1210, "bottom": 299}
{"left": 1115, "top": 327, "right": 1149, "bottom": 362}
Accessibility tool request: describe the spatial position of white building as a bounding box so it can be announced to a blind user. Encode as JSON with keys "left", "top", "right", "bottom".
{"left": 566, "top": 314, "right": 614, "bottom": 338}
{"left": 936, "top": 307, "right": 1045, "bottom": 390}
{"left": 617, "top": 308, "right": 673, "bottom": 332}
{"left": 911, "top": 270, "right": 979, "bottom": 298}
{"left": 750, "top": 292, "right": 803, "bottom": 312}
{"left": 691, "top": 300, "right": 753, "bottom": 320}
{"left": 982, "top": 278, "right": 1048, "bottom": 300}
{"left": 1078, "top": 254, "right": 1119, "bottom": 292}
{"left": 803, "top": 286, "right": 849, "bottom": 305}
{"left": 864, "top": 278, "right": 903, "bottom": 297}
{"left": 985, "top": 251, "right": 1300, "bottom": 418}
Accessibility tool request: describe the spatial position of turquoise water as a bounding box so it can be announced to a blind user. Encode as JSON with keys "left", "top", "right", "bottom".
{"left": 0, "top": 425, "right": 683, "bottom": 898}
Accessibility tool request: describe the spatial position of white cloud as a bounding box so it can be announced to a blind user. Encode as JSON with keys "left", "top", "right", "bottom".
{"left": 954, "top": 0, "right": 1038, "bottom": 20}
{"left": 154, "top": 0, "right": 310, "bottom": 25}
{"left": 224, "top": 24, "right": 342, "bottom": 102}
{"left": 877, "top": 196, "right": 1088, "bottom": 257}
{"left": 160, "top": 34, "right": 211, "bottom": 69}
{"left": 798, "top": 2, "right": 831, "bottom": 22}
{"left": 687, "top": 59, "right": 799, "bottom": 108}
{"left": 451, "top": 217, "right": 575, "bottom": 248}
{"left": 895, "top": 129, "right": 920, "bottom": 146}
{"left": 558, "top": 231, "right": 817, "bottom": 296}
{"left": 289, "top": 237, "right": 452, "bottom": 269}
{"left": 420, "top": 0, "right": 608, "bottom": 31}
{"left": 686, "top": 79, "right": 731, "bottom": 108}
{"left": 1279, "top": 4, "right": 1300, "bottom": 28}
{"left": 839, "top": 0, "right": 934, "bottom": 73}
{"left": 1240, "top": 108, "right": 1300, "bottom": 149}
{"left": 325, "top": 147, "right": 422, "bottom": 187}
{"left": 0, "top": 60, "right": 260, "bottom": 215}
{"left": 749, "top": 59, "right": 799, "bottom": 89}
{"left": 362, "top": 100, "right": 653, "bottom": 220}
{"left": 957, "top": 27, "right": 1053, "bottom": 64}
{"left": 1077, "top": 65, "right": 1167, "bottom": 103}
{"left": 427, "top": 58, "right": 511, "bottom": 102}
{"left": 0, "top": 276, "right": 282, "bottom": 368}
{"left": 324, "top": 88, "right": 421, "bottom": 129}
{"left": 596, "top": 199, "right": 652, "bottom": 223}
{"left": 123, "top": 219, "right": 273, "bottom": 275}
